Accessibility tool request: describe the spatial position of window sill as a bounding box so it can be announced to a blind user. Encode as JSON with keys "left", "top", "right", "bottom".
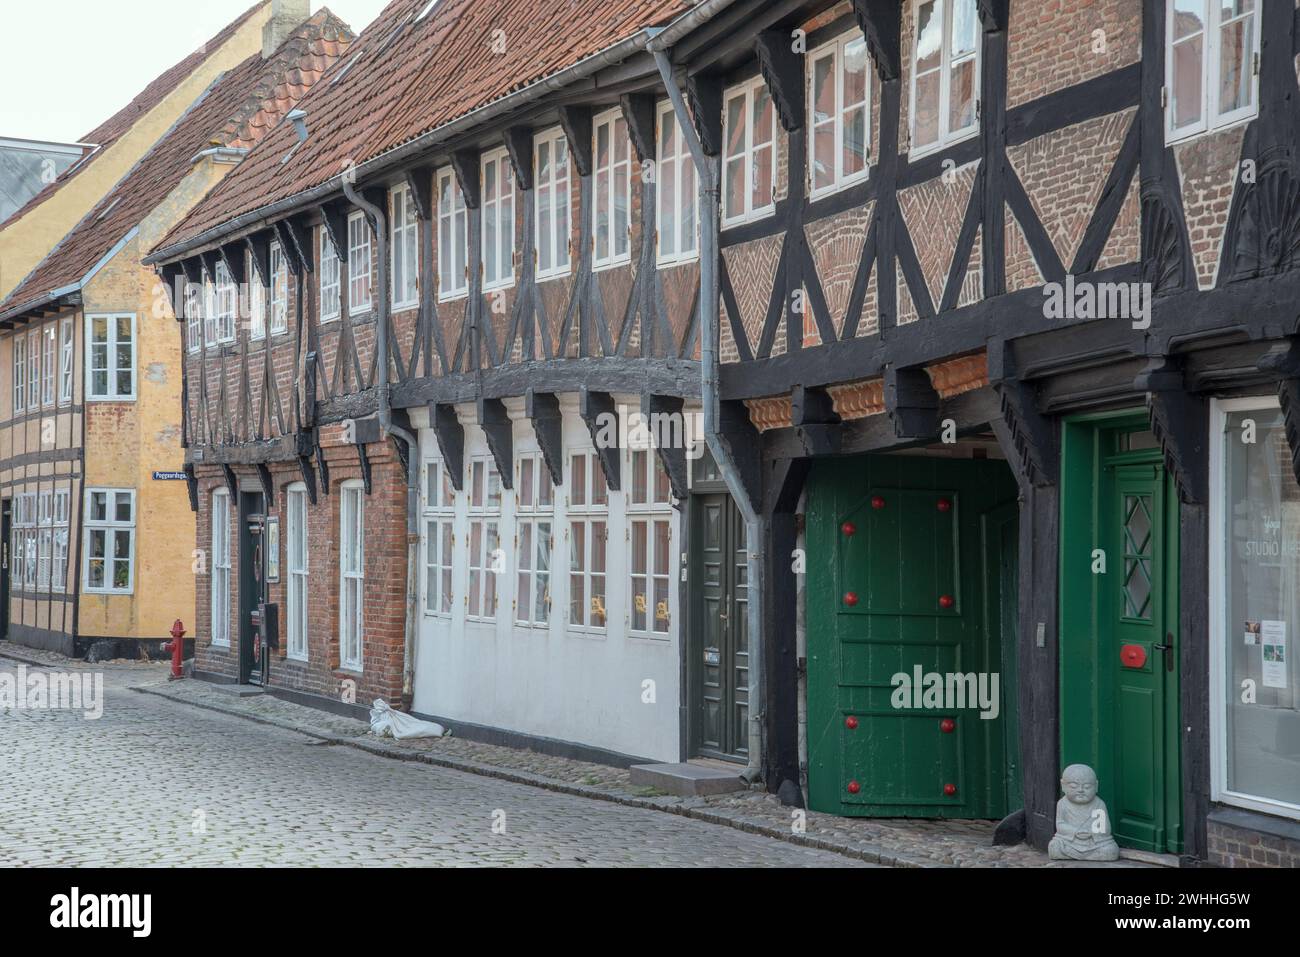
{"left": 86, "top": 396, "right": 137, "bottom": 404}
{"left": 1165, "top": 111, "right": 1257, "bottom": 148}
{"left": 482, "top": 279, "right": 515, "bottom": 295}
{"left": 286, "top": 652, "right": 309, "bottom": 664}
{"left": 721, "top": 206, "right": 776, "bottom": 230}
{"left": 535, "top": 267, "right": 572, "bottom": 283}
{"left": 592, "top": 258, "right": 631, "bottom": 274}
{"left": 907, "top": 125, "right": 979, "bottom": 162}
{"left": 437, "top": 291, "right": 469, "bottom": 305}
{"left": 566, "top": 627, "right": 608, "bottom": 641}
{"left": 84, "top": 588, "right": 134, "bottom": 596}
{"left": 391, "top": 299, "right": 420, "bottom": 312}
{"left": 809, "top": 170, "right": 871, "bottom": 202}
{"left": 320, "top": 313, "right": 342, "bottom": 324}
{"left": 656, "top": 252, "right": 700, "bottom": 269}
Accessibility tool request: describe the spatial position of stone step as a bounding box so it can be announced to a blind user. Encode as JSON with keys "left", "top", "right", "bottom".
{"left": 212, "top": 684, "right": 267, "bottom": 697}
{"left": 629, "top": 762, "right": 746, "bottom": 797}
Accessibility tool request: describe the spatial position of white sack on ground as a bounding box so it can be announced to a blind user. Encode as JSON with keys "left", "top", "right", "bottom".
{"left": 369, "top": 699, "right": 447, "bottom": 739}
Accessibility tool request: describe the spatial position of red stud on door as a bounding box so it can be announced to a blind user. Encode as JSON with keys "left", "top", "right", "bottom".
{"left": 943, "top": 783, "right": 957, "bottom": 797}
{"left": 847, "top": 780, "right": 861, "bottom": 795}
{"left": 940, "top": 718, "right": 956, "bottom": 734}
{"left": 841, "top": 521, "right": 856, "bottom": 537}
{"left": 843, "top": 592, "right": 859, "bottom": 607}
{"left": 939, "top": 594, "right": 955, "bottom": 609}
{"left": 845, "top": 716, "right": 859, "bottom": 730}
{"left": 937, "top": 497, "right": 952, "bottom": 513}
{"left": 871, "top": 495, "right": 886, "bottom": 510}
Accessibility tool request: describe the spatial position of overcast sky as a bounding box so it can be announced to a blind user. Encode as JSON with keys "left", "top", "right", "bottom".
{"left": 1, "top": 0, "right": 393, "bottom": 144}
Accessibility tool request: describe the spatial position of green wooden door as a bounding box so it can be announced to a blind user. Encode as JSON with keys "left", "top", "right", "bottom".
{"left": 1060, "top": 415, "right": 1182, "bottom": 854}
{"left": 807, "top": 455, "right": 1020, "bottom": 818}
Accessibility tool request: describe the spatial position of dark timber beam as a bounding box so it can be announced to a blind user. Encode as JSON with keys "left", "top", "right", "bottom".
{"left": 791, "top": 384, "right": 841, "bottom": 456}
{"left": 221, "top": 465, "right": 239, "bottom": 500}
{"left": 755, "top": 30, "right": 804, "bottom": 131}
{"left": 1136, "top": 356, "right": 1209, "bottom": 504}
{"left": 357, "top": 443, "right": 372, "bottom": 495}
{"left": 432, "top": 403, "right": 465, "bottom": 492}
{"left": 451, "top": 150, "right": 482, "bottom": 208}
{"left": 686, "top": 74, "right": 723, "bottom": 156}
{"left": 1259, "top": 339, "right": 1300, "bottom": 486}
{"left": 525, "top": 390, "right": 564, "bottom": 489}
{"left": 884, "top": 366, "right": 940, "bottom": 439}
{"left": 183, "top": 464, "right": 199, "bottom": 513}
{"left": 503, "top": 127, "right": 534, "bottom": 191}
{"left": 257, "top": 463, "right": 275, "bottom": 509}
{"left": 579, "top": 388, "right": 620, "bottom": 491}
{"left": 851, "top": 0, "right": 900, "bottom": 80}
{"left": 718, "top": 400, "right": 762, "bottom": 514}
{"left": 620, "top": 93, "right": 656, "bottom": 163}
{"left": 642, "top": 393, "right": 689, "bottom": 502}
{"left": 478, "top": 397, "right": 514, "bottom": 491}
{"left": 558, "top": 106, "right": 593, "bottom": 177}
{"left": 296, "top": 431, "right": 319, "bottom": 505}
{"left": 245, "top": 233, "right": 271, "bottom": 288}
{"left": 989, "top": 342, "right": 1058, "bottom": 489}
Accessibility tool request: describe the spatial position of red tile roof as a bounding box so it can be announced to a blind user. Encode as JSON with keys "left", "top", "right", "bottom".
{"left": 4, "top": 2, "right": 270, "bottom": 230}
{"left": 1, "top": 11, "right": 354, "bottom": 316}
{"left": 153, "top": 0, "right": 692, "bottom": 254}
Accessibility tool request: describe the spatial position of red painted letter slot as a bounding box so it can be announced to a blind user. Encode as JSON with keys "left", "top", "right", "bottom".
{"left": 1120, "top": 643, "right": 1147, "bottom": 669}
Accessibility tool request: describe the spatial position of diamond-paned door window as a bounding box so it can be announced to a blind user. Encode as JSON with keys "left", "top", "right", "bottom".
{"left": 1122, "top": 494, "right": 1153, "bottom": 620}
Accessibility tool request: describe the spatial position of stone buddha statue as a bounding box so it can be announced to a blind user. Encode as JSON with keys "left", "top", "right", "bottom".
{"left": 1047, "top": 764, "right": 1120, "bottom": 861}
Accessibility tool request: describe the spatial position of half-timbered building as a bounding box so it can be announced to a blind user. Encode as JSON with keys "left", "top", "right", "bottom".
{"left": 148, "top": 0, "right": 1299, "bottom": 867}
{"left": 0, "top": 1, "right": 351, "bottom": 657}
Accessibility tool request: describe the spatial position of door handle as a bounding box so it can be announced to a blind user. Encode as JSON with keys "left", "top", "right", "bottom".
{"left": 1153, "top": 634, "right": 1174, "bottom": 673}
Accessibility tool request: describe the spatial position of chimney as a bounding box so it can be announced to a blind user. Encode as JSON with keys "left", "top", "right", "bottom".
{"left": 263, "top": 0, "right": 311, "bottom": 59}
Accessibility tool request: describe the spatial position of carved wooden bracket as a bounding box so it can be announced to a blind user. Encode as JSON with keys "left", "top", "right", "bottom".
{"left": 432, "top": 402, "right": 465, "bottom": 491}
{"left": 717, "top": 399, "right": 762, "bottom": 514}
{"left": 643, "top": 393, "right": 689, "bottom": 502}
{"left": 525, "top": 390, "right": 564, "bottom": 488}
{"left": 885, "top": 366, "right": 940, "bottom": 439}
{"left": 620, "top": 94, "right": 656, "bottom": 164}
{"left": 478, "top": 397, "right": 514, "bottom": 491}
{"left": 1258, "top": 339, "right": 1300, "bottom": 486}
{"left": 756, "top": 30, "right": 804, "bottom": 132}
{"left": 687, "top": 74, "right": 723, "bottom": 157}
{"left": 559, "top": 106, "right": 594, "bottom": 177}
{"left": 977, "top": 0, "right": 1009, "bottom": 31}
{"left": 988, "top": 343, "right": 1057, "bottom": 487}
{"left": 579, "top": 388, "right": 620, "bottom": 491}
{"left": 792, "top": 384, "right": 842, "bottom": 456}
{"left": 404, "top": 165, "right": 435, "bottom": 220}
{"left": 451, "top": 149, "right": 482, "bottom": 208}
{"left": 257, "top": 463, "right": 276, "bottom": 510}
{"left": 1135, "top": 356, "right": 1208, "bottom": 504}
{"left": 222, "top": 464, "right": 239, "bottom": 500}
{"left": 503, "top": 127, "right": 534, "bottom": 192}
{"left": 184, "top": 463, "right": 199, "bottom": 513}
{"left": 851, "top": 0, "right": 900, "bottom": 81}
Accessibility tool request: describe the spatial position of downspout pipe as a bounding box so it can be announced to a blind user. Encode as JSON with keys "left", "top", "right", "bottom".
{"left": 341, "top": 177, "right": 421, "bottom": 703}
{"left": 650, "top": 39, "right": 765, "bottom": 784}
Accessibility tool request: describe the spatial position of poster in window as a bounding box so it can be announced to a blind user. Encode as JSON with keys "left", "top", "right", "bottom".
{"left": 1261, "top": 620, "right": 1287, "bottom": 690}
{"left": 265, "top": 516, "right": 281, "bottom": 584}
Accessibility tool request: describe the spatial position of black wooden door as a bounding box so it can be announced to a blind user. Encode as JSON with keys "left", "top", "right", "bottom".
{"left": 238, "top": 492, "right": 267, "bottom": 685}
{"left": 0, "top": 499, "right": 10, "bottom": 643}
{"left": 693, "top": 491, "right": 749, "bottom": 761}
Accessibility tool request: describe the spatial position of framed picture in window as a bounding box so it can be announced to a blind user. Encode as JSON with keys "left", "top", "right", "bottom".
{"left": 265, "top": 515, "right": 281, "bottom": 584}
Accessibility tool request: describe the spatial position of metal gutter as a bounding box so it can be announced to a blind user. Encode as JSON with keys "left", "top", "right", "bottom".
{"left": 147, "top": 0, "right": 742, "bottom": 267}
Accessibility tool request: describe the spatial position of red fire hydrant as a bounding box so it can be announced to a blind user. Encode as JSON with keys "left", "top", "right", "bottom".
{"left": 162, "top": 619, "right": 186, "bottom": 681}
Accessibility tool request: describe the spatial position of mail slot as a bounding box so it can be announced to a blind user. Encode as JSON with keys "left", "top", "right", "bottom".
{"left": 1120, "top": 643, "right": 1147, "bottom": 669}
{"left": 252, "top": 602, "right": 280, "bottom": 651}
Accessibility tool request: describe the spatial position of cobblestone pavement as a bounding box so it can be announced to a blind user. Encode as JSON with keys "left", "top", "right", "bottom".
{"left": 0, "top": 656, "right": 863, "bottom": 867}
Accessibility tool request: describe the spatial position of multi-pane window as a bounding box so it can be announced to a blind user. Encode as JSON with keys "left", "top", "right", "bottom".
{"left": 910, "top": 0, "right": 980, "bottom": 155}
{"left": 12, "top": 492, "right": 35, "bottom": 589}
{"left": 535, "top": 127, "right": 572, "bottom": 280}
{"left": 347, "top": 211, "right": 372, "bottom": 314}
{"left": 340, "top": 481, "right": 365, "bottom": 670}
{"left": 423, "top": 457, "right": 456, "bottom": 617}
{"left": 568, "top": 450, "right": 608, "bottom": 631}
{"left": 87, "top": 313, "right": 134, "bottom": 400}
{"left": 593, "top": 110, "right": 632, "bottom": 268}
{"left": 286, "top": 483, "right": 308, "bottom": 660}
{"left": 481, "top": 148, "right": 515, "bottom": 290}
{"left": 59, "top": 318, "right": 73, "bottom": 405}
{"left": 41, "top": 325, "right": 55, "bottom": 406}
{"left": 185, "top": 283, "right": 202, "bottom": 353}
{"left": 467, "top": 457, "right": 501, "bottom": 622}
{"left": 656, "top": 101, "right": 698, "bottom": 264}
{"left": 515, "top": 453, "right": 554, "bottom": 627}
{"left": 628, "top": 448, "right": 673, "bottom": 637}
{"left": 269, "top": 242, "right": 288, "bottom": 335}
{"left": 211, "top": 489, "right": 231, "bottom": 647}
{"left": 249, "top": 267, "right": 266, "bottom": 340}
{"left": 213, "top": 260, "right": 237, "bottom": 343}
{"left": 51, "top": 489, "right": 69, "bottom": 591}
{"left": 13, "top": 334, "right": 26, "bottom": 413}
{"left": 27, "top": 329, "right": 38, "bottom": 409}
{"left": 1167, "top": 0, "right": 1259, "bottom": 142}
{"left": 320, "top": 228, "right": 341, "bottom": 322}
{"left": 338, "top": 481, "right": 364, "bottom": 670}
{"left": 809, "top": 30, "right": 870, "bottom": 196}
{"left": 436, "top": 166, "right": 468, "bottom": 301}
{"left": 722, "top": 77, "right": 777, "bottom": 226}
{"left": 391, "top": 183, "right": 420, "bottom": 308}
{"left": 85, "top": 488, "right": 134, "bottom": 593}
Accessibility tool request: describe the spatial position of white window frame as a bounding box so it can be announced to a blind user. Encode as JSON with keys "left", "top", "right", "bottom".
{"left": 85, "top": 313, "right": 136, "bottom": 401}
{"left": 422, "top": 455, "right": 456, "bottom": 618}
{"left": 534, "top": 127, "right": 572, "bottom": 281}
{"left": 390, "top": 183, "right": 421, "bottom": 309}
{"left": 12, "top": 491, "right": 36, "bottom": 590}
{"left": 319, "top": 226, "right": 341, "bottom": 322}
{"left": 1165, "top": 0, "right": 1260, "bottom": 145}
{"left": 286, "top": 482, "right": 309, "bottom": 661}
{"left": 514, "top": 452, "right": 554, "bottom": 628}
{"left": 1208, "top": 395, "right": 1300, "bottom": 821}
{"left": 184, "top": 282, "right": 202, "bottom": 354}
{"left": 656, "top": 100, "right": 699, "bottom": 265}
{"left": 211, "top": 489, "right": 231, "bottom": 647}
{"left": 592, "top": 109, "right": 632, "bottom": 269}
{"left": 269, "top": 241, "right": 288, "bottom": 336}
{"left": 481, "top": 147, "right": 516, "bottom": 292}
{"left": 40, "top": 324, "right": 55, "bottom": 407}
{"left": 626, "top": 446, "right": 674, "bottom": 639}
{"left": 567, "top": 449, "right": 609, "bottom": 635}
{"left": 13, "top": 333, "right": 25, "bottom": 413}
{"left": 213, "top": 260, "right": 237, "bottom": 343}
{"left": 721, "top": 76, "right": 778, "bottom": 227}
{"left": 908, "top": 0, "right": 981, "bottom": 159}
{"left": 808, "top": 30, "right": 872, "bottom": 198}
{"left": 436, "top": 166, "right": 468, "bottom": 302}
{"left": 347, "top": 211, "right": 373, "bottom": 315}
{"left": 27, "top": 328, "right": 39, "bottom": 410}
{"left": 339, "top": 480, "right": 365, "bottom": 671}
{"left": 466, "top": 456, "right": 502, "bottom": 622}
{"left": 83, "top": 487, "right": 135, "bottom": 595}
{"left": 51, "top": 488, "right": 69, "bottom": 592}
{"left": 59, "top": 317, "right": 73, "bottom": 405}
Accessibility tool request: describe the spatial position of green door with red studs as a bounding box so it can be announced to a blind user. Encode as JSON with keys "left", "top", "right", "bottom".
{"left": 807, "top": 454, "right": 1020, "bottom": 818}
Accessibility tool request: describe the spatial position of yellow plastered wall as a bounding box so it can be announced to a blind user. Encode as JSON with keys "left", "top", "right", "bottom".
{"left": 78, "top": 156, "right": 233, "bottom": 640}
{"left": 0, "top": 2, "right": 271, "bottom": 300}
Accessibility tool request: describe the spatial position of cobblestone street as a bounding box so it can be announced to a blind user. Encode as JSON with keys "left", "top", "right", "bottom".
{"left": 0, "top": 659, "right": 865, "bottom": 867}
